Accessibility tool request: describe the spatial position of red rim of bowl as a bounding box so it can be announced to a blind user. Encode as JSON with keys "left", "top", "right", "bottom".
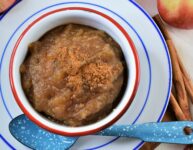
{"left": 9, "top": 7, "right": 140, "bottom": 136}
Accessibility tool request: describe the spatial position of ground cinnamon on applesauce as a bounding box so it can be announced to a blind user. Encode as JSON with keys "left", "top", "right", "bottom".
{"left": 20, "top": 24, "right": 126, "bottom": 126}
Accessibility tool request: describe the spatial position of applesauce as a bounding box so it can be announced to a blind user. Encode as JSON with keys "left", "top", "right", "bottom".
{"left": 20, "top": 24, "right": 126, "bottom": 126}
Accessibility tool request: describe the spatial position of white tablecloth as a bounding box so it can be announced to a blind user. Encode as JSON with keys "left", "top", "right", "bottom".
{"left": 135, "top": 0, "right": 193, "bottom": 149}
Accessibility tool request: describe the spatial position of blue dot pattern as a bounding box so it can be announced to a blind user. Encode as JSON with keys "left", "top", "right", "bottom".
{"left": 97, "top": 122, "right": 193, "bottom": 144}
{"left": 9, "top": 115, "right": 78, "bottom": 150}
{"left": 9, "top": 115, "right": 193, "bottom": 150}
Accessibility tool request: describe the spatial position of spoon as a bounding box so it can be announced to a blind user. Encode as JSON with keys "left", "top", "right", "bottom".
{"left": 9, "top": 114, "right": 193, "bottom": 150}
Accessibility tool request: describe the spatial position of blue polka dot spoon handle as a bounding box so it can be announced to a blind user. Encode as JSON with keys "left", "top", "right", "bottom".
{"left": 97, "top": 121, "right": 193, "bottom": 144}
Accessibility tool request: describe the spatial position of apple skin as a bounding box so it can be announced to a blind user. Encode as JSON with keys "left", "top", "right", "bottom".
{"left": 0, "top": 0, "right": 16, "bottom": 13}
{"left": 157, "top": 0, "right": 193, "bottom": 29}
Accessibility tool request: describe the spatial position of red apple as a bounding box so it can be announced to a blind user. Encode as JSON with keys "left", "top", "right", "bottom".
{"left": 157, "top": 0, "right": 193, "bottom": 29}
{"left": 0, "top": 0, "right": 15, "bottom": 13}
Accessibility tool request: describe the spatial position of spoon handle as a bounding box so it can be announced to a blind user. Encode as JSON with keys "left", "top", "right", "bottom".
{"left": 97, "top": 121, "right": 193, "bottom": 144}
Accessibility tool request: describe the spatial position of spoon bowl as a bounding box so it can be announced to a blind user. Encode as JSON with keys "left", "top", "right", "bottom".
{"left": 9, "top": 115, "right": 78, "bottom": 150}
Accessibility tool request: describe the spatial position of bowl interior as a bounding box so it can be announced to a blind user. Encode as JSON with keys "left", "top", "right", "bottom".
{"left": 11, "top": 9, "right": 138, "bottom": 134}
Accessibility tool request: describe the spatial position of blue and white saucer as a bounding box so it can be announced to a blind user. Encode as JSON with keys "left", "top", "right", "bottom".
{"left": 0, "top": 0, "right": 171, "bottom": 149}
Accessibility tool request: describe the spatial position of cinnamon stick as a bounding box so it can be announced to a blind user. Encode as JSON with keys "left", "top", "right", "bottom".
{"left": 153, "top": 15, "right": 192, "bottom": 120}
{"left": 167, "top": 40, "right": 191, "bottom": 120}
{"left": 177, "top": 55, "right": 193, "bottom": 103}
{"left": 172, "top": 85, "right": 177, "bottom": 98}
{"left": 170, "top": 93, "right": 187, "bottom": 121}
{"left": 153, "top": 15, "right": 171, "bottom": 40}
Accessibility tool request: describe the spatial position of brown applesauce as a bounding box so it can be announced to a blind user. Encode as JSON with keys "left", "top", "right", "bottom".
{"left": 20, "top": 24, "right": 126, "bottom": 126}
